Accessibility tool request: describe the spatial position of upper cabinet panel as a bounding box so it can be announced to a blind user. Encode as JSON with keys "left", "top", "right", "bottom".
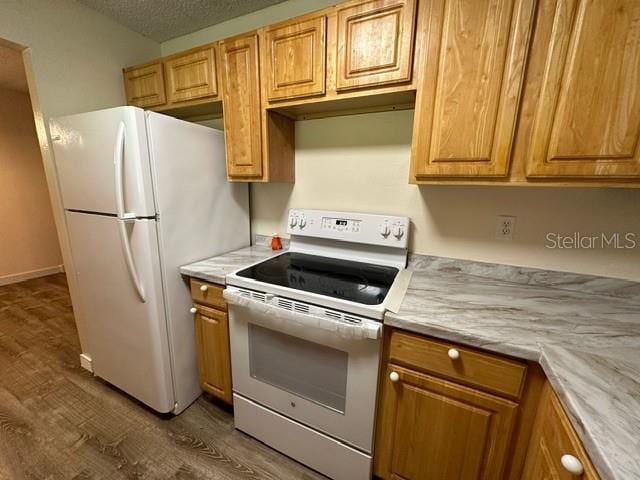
{"left": 525, "top": 0, "right": 640, "bottom": 178}
{"left": 412, "top": 0, "right": 535, "bottom": 178}
{"left": 165, "top": 45, "right": 219, "bottom": 105}
{"left": 336, "top": 0, "right": 417, "bottom": 91}
{"left": 123, "top": 62, "right": 166, "bottom": 108}
{"left": 264, "top": 15, "right": 327, "bottom": 101}
{"left": 220, "top": 34, "right": 264, "bottom": 179}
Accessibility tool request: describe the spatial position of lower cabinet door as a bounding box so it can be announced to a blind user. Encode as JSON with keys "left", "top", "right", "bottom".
{"left": 194, "top": 305, "right": 233, "bottom": 404}
{"left": 375, "top": 364, "right": 518, "bottom": 479}
{"left": 522, "top": 383, "right": 599, "bottom": 480}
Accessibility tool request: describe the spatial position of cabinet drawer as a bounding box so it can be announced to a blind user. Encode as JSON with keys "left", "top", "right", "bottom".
{"left": 190, "top": 279, "right": 226, "bottom": 311}
{"left": 389, "top": 329, "right": 527, "bottom": 398}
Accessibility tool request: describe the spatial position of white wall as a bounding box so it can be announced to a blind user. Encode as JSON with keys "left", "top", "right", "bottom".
{"left": 1, "top": 0, "right": 160, "bottom": 119}
{"left": 0, "top": 87, "right": 62, "bottom": 280}
{"left": 166, "top": 0, "right": 640, "bottom": 282}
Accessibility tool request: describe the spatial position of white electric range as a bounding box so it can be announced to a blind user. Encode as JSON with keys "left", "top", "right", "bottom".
{"left": 224, "top": 209, "right": 410, "bottom": 480}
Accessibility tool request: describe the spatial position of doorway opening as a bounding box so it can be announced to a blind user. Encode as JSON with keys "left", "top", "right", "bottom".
{"left": 0, "top": 38, "right": 63, "bottom": 286}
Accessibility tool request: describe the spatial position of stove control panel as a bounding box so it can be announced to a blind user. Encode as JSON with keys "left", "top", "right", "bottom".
{"left": 287, "top": 209, "right": 409, "bottom": 248}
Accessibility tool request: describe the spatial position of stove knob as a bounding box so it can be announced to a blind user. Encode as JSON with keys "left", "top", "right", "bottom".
{"left": 289, "top": 216, "right": 298, "bottom": 227}
{"left": 299, "top": 216, "right": 307, "bottom": 228}
{"left": 380, "top": 223, "right": 391, "bottom": 237}
{"left": 393, "top": 225, "right": 405, "bottom": 239}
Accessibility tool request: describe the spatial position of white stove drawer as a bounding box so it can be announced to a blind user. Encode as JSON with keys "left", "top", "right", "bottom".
{"left": 234, "top": 394, "right": 372, "bottom": 480}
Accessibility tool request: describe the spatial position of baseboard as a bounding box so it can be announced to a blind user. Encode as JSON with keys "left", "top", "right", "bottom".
{"left": 0, "top": 264, "right": 65, "bottom": 286}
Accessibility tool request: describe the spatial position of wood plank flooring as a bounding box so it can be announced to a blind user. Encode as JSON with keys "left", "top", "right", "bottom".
{"left": 0, "top": 274, "right": 325, "bottom": 480}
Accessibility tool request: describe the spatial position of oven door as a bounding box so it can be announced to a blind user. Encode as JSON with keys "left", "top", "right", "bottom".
{"left": 225, "top": 287, "right": 382, "bottom": 452}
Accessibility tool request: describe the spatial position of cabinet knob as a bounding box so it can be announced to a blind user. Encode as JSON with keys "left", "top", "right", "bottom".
{"left": 389, "top": 371, "right": 400, "bottom": 383}
{"left": 560, "top": 454, "right": 584, "bottom": 475}
{"left": 200, "top": 284, "right": 208, "bottom": 292}
{"left": 448, "top": 348, "right": 460, "bottom": 360}
{"left": 189, "top": 307, "right": 197, "bottom": 314}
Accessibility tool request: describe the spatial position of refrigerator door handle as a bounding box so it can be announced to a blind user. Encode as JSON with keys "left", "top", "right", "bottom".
{"left": 113, "top": 121, "right": 134, "bottom": 219}
{"left": 118, "top": 218, "right": 146, "bottom": 302}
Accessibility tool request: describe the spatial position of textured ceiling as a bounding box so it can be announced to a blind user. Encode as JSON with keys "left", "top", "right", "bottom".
{"left": 78, "top": 0, "right": 289, "bottom": 42}
{"left": 0, "top": 46, "right": 28, "bottom": 93}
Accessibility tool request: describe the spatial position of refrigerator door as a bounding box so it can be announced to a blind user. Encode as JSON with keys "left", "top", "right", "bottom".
{"left": 50, "top": 106, "right": 156, "bottom": 217}
{"left": 65, "top": 211, "right": 175, "bottom": 413}
{"left": 146, "top": 111, "right": 250, "bottom": 413}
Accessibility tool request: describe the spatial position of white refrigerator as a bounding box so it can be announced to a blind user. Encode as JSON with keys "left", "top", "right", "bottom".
{"left": 50, "top": 106, "right": 249, "bottom": 414}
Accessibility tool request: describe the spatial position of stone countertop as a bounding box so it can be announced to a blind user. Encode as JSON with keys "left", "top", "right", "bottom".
{"left": 179, "top": 245, "right": 284, "bottom": 285}
{"left": 386, "top": 256, "right": 640, "bottom": 480}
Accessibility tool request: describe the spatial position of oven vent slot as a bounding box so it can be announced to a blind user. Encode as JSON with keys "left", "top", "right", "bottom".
{"left": 237, "top": 289, "right": 267, "bottom": 303}
{"left": 293, "top": 303, "right": 310, "bottom": 314}
{"left": 324, "top": 310, "right": 341, "bottom": 320}
{"left": 277, "top": 298, "right": 293, "bottom": 310}
{"left": 343, "top": 314, "right": 361, "bottom": 324}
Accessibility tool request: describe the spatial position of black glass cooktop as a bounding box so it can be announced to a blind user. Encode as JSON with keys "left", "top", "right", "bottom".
{"left": 236, "top": 252, "right": 399, "bottom": 305}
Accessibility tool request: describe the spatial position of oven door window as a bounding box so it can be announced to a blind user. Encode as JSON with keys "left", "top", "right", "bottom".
{"left": 248, "top": 324, "right": 348, "bottom": 413}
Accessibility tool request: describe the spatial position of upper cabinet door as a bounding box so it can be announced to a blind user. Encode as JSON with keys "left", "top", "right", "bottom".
{"left": 264, "top": 15, "right": 327, "bottom": 101}
{"left": 123, "top": 62, "right": 166, "bottom": 108}
{"left": 220, "top": 34, "right": 263, "bottom": 179}
{"left": 165, "top": 46, "right": 219, "bottom": 105}
{"left": 525, "top": 0, "right": 640, "bottom": 179}
{"left": 411, "top": 0, "right": 535, "bottom": 178}
{"left": 336, "top": 0, "right": 417, "bottom": 91}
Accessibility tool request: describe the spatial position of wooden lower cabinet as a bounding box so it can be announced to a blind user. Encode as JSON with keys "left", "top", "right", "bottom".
{"left": 189, "top": 279, "right": 233, "bottom": 405}
{"left": 374, "top": 329, "right": 601, "bottom": 480}
{"left": 375, "top": 363, "right": 518, "bottom": 479}
{"left": 522, "top": 382, "right": 599, "bottom": 480}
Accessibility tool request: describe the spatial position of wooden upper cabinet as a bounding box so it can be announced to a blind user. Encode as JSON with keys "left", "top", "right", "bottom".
{"left": 123, "top": 62, "right": 166, "bottom": 108}
{"left": 264, "top": 15, "right": 327, "bottom": 101}
{"left": 411, "top": 0, "right": 535, "bottom": 178}
{"left": 525, "top": 0, "right": 640, "bottom": 179}
{"left": 522, "top": 383, "right": 600, "bottom": 479}
{"left": 336, "top": 0, "right": 417, "bottom": 91}
{"left": 164, "top": 45, "right": 219, "bottom": 105}
{"left": 376, "top": 364, "right": 518, "bottom": 479}
{"left": 220, "top": 34, "right": 263, "bottom": 179}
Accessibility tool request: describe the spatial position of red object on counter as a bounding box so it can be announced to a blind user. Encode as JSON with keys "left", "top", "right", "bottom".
{"left": 271, "top": 234, "right": 283, "bottom": 250}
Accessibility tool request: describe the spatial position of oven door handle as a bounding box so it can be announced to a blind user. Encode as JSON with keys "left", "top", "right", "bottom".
{"left": 224, "top": 288, "right": 382, "bottom": 340}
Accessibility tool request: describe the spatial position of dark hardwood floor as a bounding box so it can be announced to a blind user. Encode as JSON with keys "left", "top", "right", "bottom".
{"left": 0, "top": 274, "right": 325, "bottom": 480}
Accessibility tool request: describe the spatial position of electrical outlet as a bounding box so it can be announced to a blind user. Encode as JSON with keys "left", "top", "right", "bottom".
{"left": 496, "top": 215, "right": 516, "bottom": 240}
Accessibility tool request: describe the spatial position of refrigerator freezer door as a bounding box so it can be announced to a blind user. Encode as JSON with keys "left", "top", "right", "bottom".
{"left": 146, "top": 111, "right": 250, "bottom": 413}
{"left": 50, "top": 106, "right": 156, "bottom": 217}
{"left": 65, "top": 211, "right": 175, "bottom": 413}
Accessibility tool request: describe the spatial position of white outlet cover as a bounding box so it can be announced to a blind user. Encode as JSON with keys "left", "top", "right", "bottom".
{"left": 496, "top": 215, "right": 516, "bottom": 240}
